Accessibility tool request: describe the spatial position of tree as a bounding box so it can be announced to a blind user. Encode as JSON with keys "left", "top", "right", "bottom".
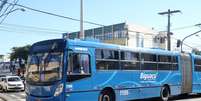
{"left": 9, "top": 45, "right": 31, "bottom": 76}
{"left": 10, "top": 45, "right": 31, "bottom": 63}
{"left": 192, "top": 48, "right": 201, "bottom": 55}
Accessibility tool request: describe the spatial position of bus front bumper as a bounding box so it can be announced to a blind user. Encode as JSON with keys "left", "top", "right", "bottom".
{"left": 26, "top": 95, "right": 63, "bottom": 101}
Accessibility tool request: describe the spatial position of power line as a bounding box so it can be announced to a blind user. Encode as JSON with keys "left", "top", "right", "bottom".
{"left": 0, "top": 0, "right": 198, "bottom": 50}
{"left": 0, "top": 0, "right": 19, "bottom": 24}
{"left": 0, "top": 0, "right": 105, "bottom": 27}
{"left": 0, "top": 27, "right": 62, "bottom": 35}
{"left": 159, "top": 23, "right": 201, "bottom": 32}
{"left": 0, "top": 22, "right": 71, "bottom": 35}
{"left": 2, "top": 22, "right": 195, "bottom": 49}
{"left": 171, "top": 25, "right": 195, "bottom": 31}
{"left": 0, "top": 23, "right": 69, "bottom": 32}
{"left": 0, "top": 25, "right": 66, "bottom": 34}
{"left": 0, "top": 0, "right": 10, "bottom": 15}
{"left": 0, "top": 0, "right": 7, "bottom": 12}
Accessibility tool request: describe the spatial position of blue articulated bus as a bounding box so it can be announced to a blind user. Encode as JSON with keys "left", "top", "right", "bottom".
{"left": 25, "top": 39, "right": 201, "bottom": 101}
{"left": 192, "top": 54, "right": 201, "bottom": 93}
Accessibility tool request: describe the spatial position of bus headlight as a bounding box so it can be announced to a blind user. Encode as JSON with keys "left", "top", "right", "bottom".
{"left": 54, "top": 84, "right": 63, "bottom": 96}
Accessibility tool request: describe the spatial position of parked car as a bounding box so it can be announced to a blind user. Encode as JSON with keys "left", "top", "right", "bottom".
{"left": 0, "top": 75, "right": 6, "bottom": 78}
{"left": 2, "top": 76, "right": 24, "bottom": 92}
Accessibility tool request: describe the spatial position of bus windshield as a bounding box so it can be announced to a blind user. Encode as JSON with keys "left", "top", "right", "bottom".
{"left": 26, "top": 52, "right": 63, "bottom": 84}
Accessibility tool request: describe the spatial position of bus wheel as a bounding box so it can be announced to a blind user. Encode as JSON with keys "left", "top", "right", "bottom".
{"left": 99, "top": 90, "right": 115, "bottom": 101}
{"left": 160, "top": 86, "right": 170, "bottom": 101}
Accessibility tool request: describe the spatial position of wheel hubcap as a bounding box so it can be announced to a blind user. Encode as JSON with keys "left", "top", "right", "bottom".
{"left": 163, "top": 88, "right": 169, "bottom": 98}
{"left": 103, "top": 95, "right": 110, "bottom": 101}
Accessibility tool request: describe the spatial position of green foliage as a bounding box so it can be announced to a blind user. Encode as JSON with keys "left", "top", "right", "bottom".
{"left": 10, "top": 45, "right": 31, "bottom": 62}
{"left": 192, "top": 48, "right": 201, "bottom": 55}
{"left": 194, "top": 51, "right": 201, "bottom": 55}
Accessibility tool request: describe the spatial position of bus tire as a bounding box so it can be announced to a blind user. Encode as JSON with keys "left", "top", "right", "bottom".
{"left": 160, "top": 86, "right": 170, "bottom": 101}
{"left": 99, "top": 89, "right": 115, "bottom": 101}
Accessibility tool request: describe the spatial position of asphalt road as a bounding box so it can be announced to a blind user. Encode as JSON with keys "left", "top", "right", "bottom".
{"left": 0, "top": 91, "right": 25, "bottom": 101}
{"left": 133, "top": 94, "right": 201, "bottom": 101}
{"left": 0, "top": 91, "right": 201, "bottom": 101}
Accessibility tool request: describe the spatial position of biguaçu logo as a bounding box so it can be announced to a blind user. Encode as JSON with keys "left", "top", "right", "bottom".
{"left": 140, "top": 72, "right": 158, "bottom": 81}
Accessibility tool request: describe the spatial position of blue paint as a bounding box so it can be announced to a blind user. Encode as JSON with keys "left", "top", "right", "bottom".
{"left": 26, "top": 39, "right": 201, "bottom": 101}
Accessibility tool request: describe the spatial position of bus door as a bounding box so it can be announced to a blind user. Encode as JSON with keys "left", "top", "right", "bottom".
{"left": 66, "top": 47, "right": 93, "bottom": 98}
{"left": 180, "top": 53, "right": 192, "bottom": 93}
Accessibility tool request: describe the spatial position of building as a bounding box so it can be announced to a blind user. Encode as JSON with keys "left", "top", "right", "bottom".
{"left": 64, "top": 22, "right": 159, "bottom": 48}
{"left": 153, "top": 32, "right": 167, "bottom": 49}
{"left": 0, "top": 54, "right": 21, "bottom": 76}
{"left": 153, "top": 31, "right": 180, "bottom": 51}
{"left": 0, "top": 62, "right": 13, "bottom": 75}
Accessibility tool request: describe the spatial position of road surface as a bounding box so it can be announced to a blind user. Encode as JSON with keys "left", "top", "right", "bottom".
{"left": 133, "top": 94, "right": 201, "bottom": 101}
{"left": 0, "top": 91, "right": 25, "bottom": 101}
{"left": 0, "top": 91, "right": 201, "bottom": 101}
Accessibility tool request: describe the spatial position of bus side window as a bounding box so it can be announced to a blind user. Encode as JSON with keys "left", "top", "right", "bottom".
{"left": 72, "top": 54, "right": 80, "bottom": 73}
{"left": 80, "top": 54, "right": 90, "bottom": 74}
{"left": 68, "top": 53, "right": 90, "bottom": 75}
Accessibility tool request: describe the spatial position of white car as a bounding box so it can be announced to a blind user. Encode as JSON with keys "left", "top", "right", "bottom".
{"left": 2, "top": 76, "right": 24, "bottom": 92}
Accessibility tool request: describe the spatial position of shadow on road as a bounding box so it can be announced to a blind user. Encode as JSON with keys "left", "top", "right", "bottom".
{"left": 0, "top": 90, "right": 24, "bottom": 93}
{"left": 131, "top": 94, "right": 201, "bottom": 101}
{"left": 169, "top": 94, "right": 201, "bottom": 101}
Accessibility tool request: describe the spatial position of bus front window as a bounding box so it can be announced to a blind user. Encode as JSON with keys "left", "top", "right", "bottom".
{"left": 26, "top": 52, "right": 63, "bottom": 84}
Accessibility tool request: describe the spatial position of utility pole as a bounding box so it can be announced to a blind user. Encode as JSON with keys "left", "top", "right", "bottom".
{"left": 158, "top": 9, "right": 181, "bottom": 51}
{"left": 80, "top": 0, "right": 84, "bottom": 39}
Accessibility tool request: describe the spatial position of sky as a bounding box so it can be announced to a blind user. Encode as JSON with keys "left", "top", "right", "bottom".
{"left": 1, "top": 0, "right": 201, "bottom": 55}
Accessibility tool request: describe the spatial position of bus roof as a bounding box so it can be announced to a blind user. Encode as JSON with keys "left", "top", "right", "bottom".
{"left": 30, "top": 38, "right": 179, "bottom": 56}
{"left": 30, "top": 39, "right": 65, "bottom": 53}
{"left": 67, "top": 39, "right": 179, "bottom": 56}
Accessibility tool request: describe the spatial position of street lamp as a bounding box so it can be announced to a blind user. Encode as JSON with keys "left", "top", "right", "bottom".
{"left": 196, "top": 34, "right": 201, "bottom": 40}
{"left": 181, "top": 30, "right": 201, "bottom": 52}
{"left": 195, "top": 23, "right": 201, "bottom": 27}
{"left": 0, "top": 8, "right": 25, "bottom": 18}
